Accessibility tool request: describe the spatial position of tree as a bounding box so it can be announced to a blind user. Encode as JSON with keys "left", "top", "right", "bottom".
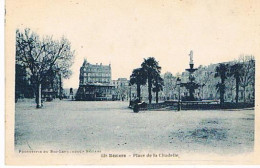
{"left": 129, "top": 68, "right": 147, "bottom": 102}
{"left": 229, "top": 63, "right": 243, "bottom": 103}
{"left": 225, "top": 74, "right": 236, "bottom": 102}
{"left": 152, "top": 74, "right": 164, "bottom": 103}
{"left": 16, "top": 28, "right": 75, "bottom": 108}
{"left": 195, "top": 65, "right": 213, "bottom": 100}
{"left": 118, "top": 85, "right": 127, "bottom": 101}
{"left": 239, "top": 55, "right": 255, "bottom": 102}
{"left": 214, "top": 63, "right": 229, "bottom": 106}
{"left": 15, "top": 64, "right": 30, "bottom": 102}
{"left": 163, "top": 72, "right": 176, "bottom": 100}
{"left": 141, "top": 57, "right": 162, "bottom": 104}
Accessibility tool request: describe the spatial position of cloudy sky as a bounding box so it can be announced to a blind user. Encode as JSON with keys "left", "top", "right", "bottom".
{"left": 7, "top": 0, "right": 260, "bottom": 88}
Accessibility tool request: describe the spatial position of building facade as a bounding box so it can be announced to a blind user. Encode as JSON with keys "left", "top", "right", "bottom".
{"left": 79, "top": 58, "right": 111, "bottom": 85}
{"left": 112, "top": 78, "right": 130, "bottom": 101}
{"left": 76, "top": 58, "right": 115, "bottom": 101}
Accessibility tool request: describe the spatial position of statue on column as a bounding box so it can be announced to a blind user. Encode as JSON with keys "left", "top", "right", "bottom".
{"left": 189, "top": 50, "right": 194, "bottom": 69}
{"left": 189, "top": 50, "right": 193, "bottom": 65}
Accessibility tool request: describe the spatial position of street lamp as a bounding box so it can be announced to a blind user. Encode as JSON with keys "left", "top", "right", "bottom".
{"left": 176, "top": 77, "right": 181, "bottom": 111}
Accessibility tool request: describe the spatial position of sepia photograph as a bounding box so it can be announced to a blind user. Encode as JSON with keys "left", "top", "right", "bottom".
{"left": 5, "top": 0, "right": 260, "bottom": 165}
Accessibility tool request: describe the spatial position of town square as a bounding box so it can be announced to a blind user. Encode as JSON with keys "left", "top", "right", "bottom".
{"left": 4, "top": 0, "right": 260, "bottom": 165}
{"left": 15, "top": 100, "right": 254, "bottom": 154}
{"left": 14, "top": 16, "right": 255, "bottom": 156}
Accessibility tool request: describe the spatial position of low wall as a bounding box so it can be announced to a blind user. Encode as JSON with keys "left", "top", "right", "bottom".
{"left": 147, "top": 103, "right": 167, "bottom": 109}
{"left": 131, "top": 101, "right": 255, "bottom": 111}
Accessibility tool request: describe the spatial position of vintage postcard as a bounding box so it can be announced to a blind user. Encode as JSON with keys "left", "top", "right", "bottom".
{"left": 5, "top": 0, "right": 260, "bottom": 165}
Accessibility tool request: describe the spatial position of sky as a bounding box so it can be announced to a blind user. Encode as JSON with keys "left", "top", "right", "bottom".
{"left": 6, "top": 0, "right": 260, "bottom": 88}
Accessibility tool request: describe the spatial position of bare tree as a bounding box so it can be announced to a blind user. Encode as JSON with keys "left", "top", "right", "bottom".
{"left": 16, "top": 28, "right": 75, "bottom": 108}
{"left": 195, "top": 65, "right": 213, "bottom": 100}
{"left": 239, "top": 55, "right": 255, "bottom": 103}
{"left": 225, "top": 75, "right": 236, "bottom": 102}
{"left": 163, "top": 72, "right": 176, "bottom": 100}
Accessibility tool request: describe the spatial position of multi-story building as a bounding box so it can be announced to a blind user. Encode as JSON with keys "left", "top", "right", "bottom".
{"left": 112, "top": 78, "right": 130, "bottom": 101}
{"left": 75, "top": 58, "right": 115, "bottom": 101}
{"left": 79, "top": 58, "right": 111, "bottom": 85}
{"left": 112, "top": 78, "right": 129, "bottom": 89}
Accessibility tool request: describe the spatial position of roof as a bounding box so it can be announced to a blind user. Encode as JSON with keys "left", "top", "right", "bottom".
{"left": 84, "top": 82, "right": 115, "bottom": 87}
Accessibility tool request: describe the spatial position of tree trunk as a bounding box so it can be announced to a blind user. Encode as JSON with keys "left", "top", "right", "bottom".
{"left": 230, "top": 88, "right": 233, "bottom": 102}
{"left": 137, "top": 84, "right": 141, "bottom": 101}
{"left": 148, "top": 79, "right": 152, "bottom": 104}
{"left": 220, "top": 89, "right": 224, "bottom": 106}
{"left": 129, "top": 87, "right": 131, "bottom": 101}
{"left": 243, "top": 86, "right": 246, "bottom": 103}
{"left": 36, "top": 83, "right": 42, "bottom": 108}
{"left": 201, "top": 86, "right": 204, "bottom": 100}
{"left": 156, "top": 91, "right": 159, "bottom": 103}
{"left": 59, "top": 73, "right": 62, "bottom": 100}
{"left": 220, "top": 81, "right": 225, "bottom": 107}
{"left": 235, "top": 77, "right": 239, "bottom": 103}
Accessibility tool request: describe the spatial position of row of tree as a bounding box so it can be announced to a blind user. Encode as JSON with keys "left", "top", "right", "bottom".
{"left": 129, "top": 55, "right": 255, "bottom": 105}
{"left": 215, "top": 55, "right": 255, "bottom": 105}
{"left": 130, "top": 57, "right": 164, "bottom": 104}
{"left": 16, "top": 28, "right": 75, "bottom": 108}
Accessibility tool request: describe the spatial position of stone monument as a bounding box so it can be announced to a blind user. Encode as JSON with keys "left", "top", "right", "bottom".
{"left": 181, "top": 50, "right": 200, "bottom": 101}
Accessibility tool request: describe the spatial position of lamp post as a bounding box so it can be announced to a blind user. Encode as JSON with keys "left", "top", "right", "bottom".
{"left": 177, "top": 77, "right": 181, "bottom": 111}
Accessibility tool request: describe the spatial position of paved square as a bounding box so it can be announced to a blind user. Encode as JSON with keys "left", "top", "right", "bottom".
{"left": 15, "top": 100, "right": 254, "bottom": 154}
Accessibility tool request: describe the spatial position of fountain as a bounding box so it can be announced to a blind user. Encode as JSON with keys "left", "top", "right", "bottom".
{"left": 181, "top": 50, "right": 200, "bottom": 101}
